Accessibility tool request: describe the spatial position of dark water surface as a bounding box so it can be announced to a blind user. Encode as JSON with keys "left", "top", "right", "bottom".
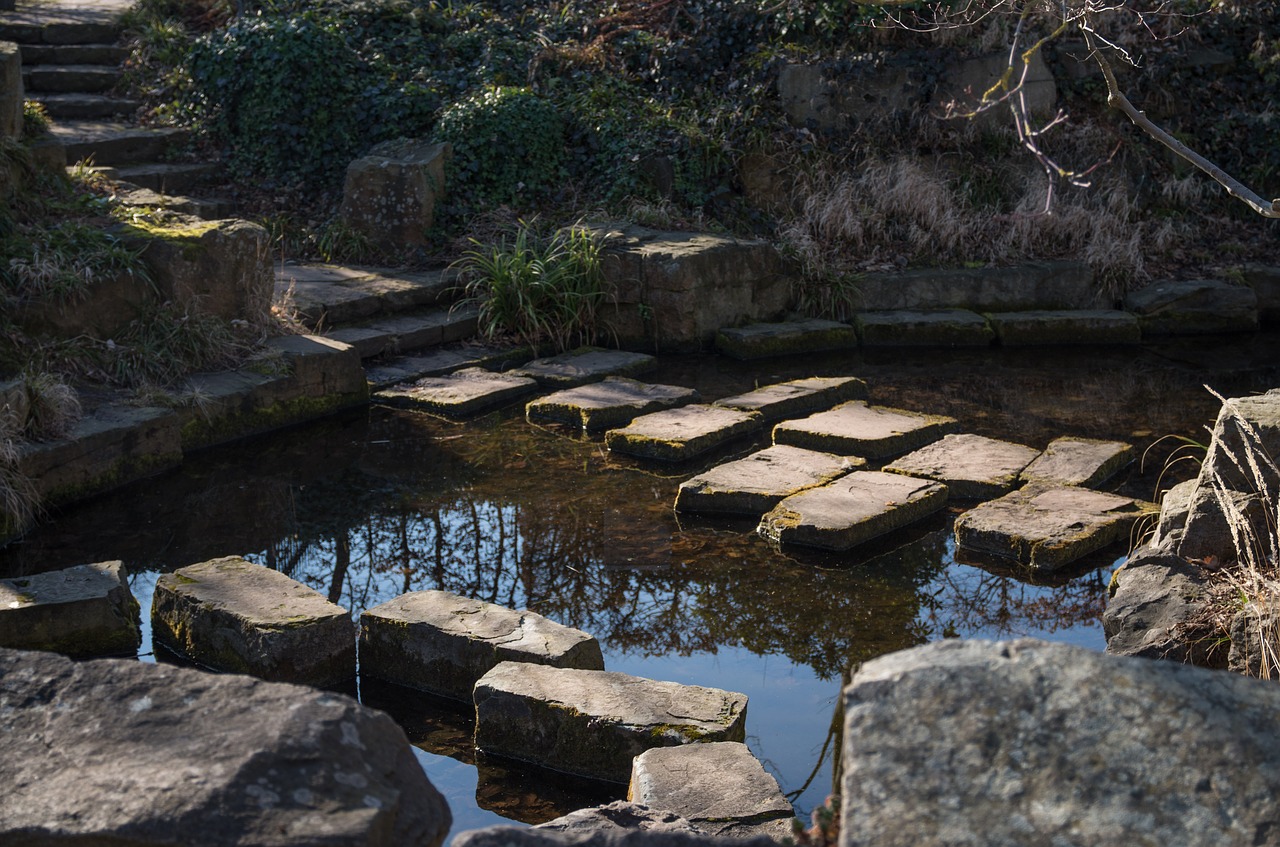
{"left": 4, "top": 337, "right": 1279, "bottom": 841}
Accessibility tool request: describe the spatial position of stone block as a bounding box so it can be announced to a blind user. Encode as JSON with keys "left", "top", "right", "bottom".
{"left": 473, "top": 662, "right": 748, "bottom": 784}
{"left": 885, "top": 433, "right": 1040, "bottom": 499}
{"left": 855, "top": 309, "right": 994, "bottom": 346}
{"left": 0, "top": 561, "right": 140, "bottom": 657}
{"left": 1020, "top": 436, "right": 1133, "bottom": 488}
{"left": 512, "top": 347, "right": 657, "bottom": 388}
{"left": 716, "top": 318, "right": 859, "bottom": 361}
{"left": 852, "top": 262, "right": 1098, "bottom": 312}
{"left": 1149, "top": 478, "right": 1196, "bottom": 549}
{"left": 1103, "top": 549, "right": 1220, "bottom": 666}
{"left": 675, "top": 444, "right": 862, "bottom": 517}
{"left": 340, "top": 139, "right": 450, "bottom": 248}
{"left": 1125, "top": 278, "right": 1258, "bottom": 335}
{"left": 713, "top": 376, "right": 867, "bottom": 424}
{"left": 526, "top": 377, "right": 699, "bottom": 432}
{"left": 605, "top": 404, "right": 761, "bottom": 462}
{"left": 375, "top": 368, "right": 538, "bottom": 418}
{"left": 758, "top": 471, "right": 948, "bottom": 551}
{"left": 0, "top": 41, "right": 21, "bottom": 140}
{"left": 773, "top": 401, "right": 957, "bottom": 459}
{"left": 151, "top": 556, "right": 356, "bottom": 687}
{"left": 359, "top": 590, "right": 603, "bottom": 702}
{"left": 986, "top": 310, "right": 1141, "bottom": 345}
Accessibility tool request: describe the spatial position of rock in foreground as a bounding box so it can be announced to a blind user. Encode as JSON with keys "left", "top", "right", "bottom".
{"left": 0, "top": 648, "right": 450, "bottom": 847}
{"left": 842, "top": 638, "right": 1280, "bottom": 847}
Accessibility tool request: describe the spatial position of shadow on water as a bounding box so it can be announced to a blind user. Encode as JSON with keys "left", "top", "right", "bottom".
{"left": 3, "top": 337, "right": 1279, "bottom": 840}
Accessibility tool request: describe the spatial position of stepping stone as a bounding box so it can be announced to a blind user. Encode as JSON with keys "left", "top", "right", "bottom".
{"left": 675, "top": 444, "right": 862, "bottom": 516}
{"left": 96, "top": 162, "right": 218, "bottom": 194}
{"left": 854, "top": 309, "right": 995, "bottom": 346}
{"left": 327, "top": 306, "right": 479, "bottom": 358}
{"left": 114, "top": 184, "right": 234, "bottom": 220}
{"left": 714, "top": 375, "right": 867, "bottom": 424}
{"left": 526, "top": 377, "right": 699, "bottom": 432}
{"left": 277, "top": 262, "right": 455, "bottom": 328}
{"left": 473, "top": 662, "right": 748, "bottom": 784}
{"left": 605, "top": 404, "right": 761, "bottom": 462}
{"left": 363, "top": 345, "right": 530, "bottom": 390}
{"left": 1020, "top": 436, "right": 1134, "bottom": 487}
{"left": 151, "top": 556, "right": 356, "bottom": 687}
{"left": 628, "top": 742, "right": 794, "bottom": 839}
{"left": 986, "top": 310, "right": 1141, "bottom": 345}
{"left": 773, "top": 400, "right": 957, "bottom": 459}
{"left": 359, "top": 590, "right": 603, "bottom": 702}
{"left": 716, "top": 318, "right": 859, "bottom": 360}
{"left": 884, "top": 433, "right": 1041, "bottom": 499}
{"left": 511, "top": 347, "right": 656, "bottom": 388}
{"left": 0, "top": 561, "right": 140, "bottom": 658}
{"left": 954, "top": 484, "right": 1155, "bottom": 571}
{"left": 758, "top": 471, "right": 948, "bottom": 551}
{"left": 374, "top": 367, "right": 537, "bottom": 417}
{"left": 1124, "top": 278, "right": 1258, "bottom": 335}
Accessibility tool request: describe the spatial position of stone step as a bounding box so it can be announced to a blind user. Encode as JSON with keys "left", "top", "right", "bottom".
{"left": 23, "top": 63, "right": 122, "bottom": 93}
{"left": 885, "top": 432, "right": 1042, "bottom": 500}
{"left": 675, "top": 444, "right": 864, "bottom": 517}
{"left": 714, "top": 375, "right": 868, "bottom": 424}
{"left": 50, "top": 121, "right": 189, "bottom": 166}
{"left": 36, "top": 91, "right": 139, "bottom": 119}
{"left": 323, "top": 305, "right": 479, "bottom": 360}
{"left": 855, "top": 309, "right": 996, "bottom": 347}
{"left": 773, "top": 400, "right": 958, "bottom": 459}
{"left": 716, "top": 317, "right": 860, "bottom": 360}
{"left": 510, "top": 348, "right": 657, "bottom": 389}
{"left": 363, "top": 344, "right": 531, "bottom": 390}
{"left": 20, "top": 42, "right": 127, "bottom": 65}
{"left": 113, "top": 182, "right": 235, "bottom": 220}
{"left": 526, "top": 377, "right": 700, "bottom": 432}
{"left": 986, "top": 309, "right": 1142, "bottom": 345}
{"left": 0, "top": 20, "right": 121, "bottom": 46}
{"left": 94, "top": 161, "right": 218, "bottom": 193}
{"left": 375, "top": 367, "right": 538, "bottom": 418}
{"left": 605, "top": 404, "right": 762, "bottom": 463}
{"left": 276, "top": 262, "right": 458, "bottom": 329}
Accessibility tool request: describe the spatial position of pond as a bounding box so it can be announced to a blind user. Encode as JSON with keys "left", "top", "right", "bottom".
{"left": 3, "top": 336, "right": 1278, "bottom": 842}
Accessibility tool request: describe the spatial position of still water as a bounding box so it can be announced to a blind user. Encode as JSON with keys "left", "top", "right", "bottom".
{"left": 3, "top": 338, "right": 1278, "bottom": 841}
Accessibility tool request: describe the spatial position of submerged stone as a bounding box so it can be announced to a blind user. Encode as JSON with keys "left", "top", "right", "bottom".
{"left": 715, "top": 318, "right": 859, "bottom": 360}
{"left": 675, "top": 444, "right": 862, "bottom": 517}
{"left": 758, "top": 471, "right": 948, "bottom": 551}
{"left": 1020, "top": 436, "right": 1134, "bottom": 487}
{"left": 954, "top": 484, "right": 1153, "bottom": 571}
{"left": 375, "top": 368, "right": 538, "bottom": 418}
{"left": 772, "top": 401, "right": 957, "bottom": 459}
{"left": 885, "top": 433, "right": 1040, "bottom": 499}
{"left": 986, "top": 310, "right": 1141, "bottom": 345}
{"left": 605, "top": 405, "right": 761, "bottom": 462}
{"left": 0, "top": 561, "right": 140, "bottom": 658}
{"left": 526, "top": 377, "right": 699, "bottom": 432}
{"left": 854, "top": 309, "right": 994, "bottom": 347}
{"left": 473, "top": 662, "right": 748, "bottom": 784}
{"left": 151, "top": 556, "right": 356, "bottom": 686}
{"left": 512, "top": 348, "right": 657, "bottom": 388}
{"left": 628, "top": 742, "right": 794, "bottom": 840}
{"left": 359, "top": 590, "right": 603, "bottom": 702}
{"left": 713, "top": 376, "right": 868, "bottom": 424}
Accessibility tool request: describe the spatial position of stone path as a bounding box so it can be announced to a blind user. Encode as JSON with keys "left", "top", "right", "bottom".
{"left": 675, "top": 444, "right": 862, "bottom": 517}
{"left": 885, "top": 433, "right": 1041, "bottom": 499}
{"left": 605, "top": 404, "right": 760, "bottom": 462}
{"left": 773, "top": 400, "right": 957, "bottom": 459}
{"left": 526, "top": 377, "right": 698, "bottom": 432}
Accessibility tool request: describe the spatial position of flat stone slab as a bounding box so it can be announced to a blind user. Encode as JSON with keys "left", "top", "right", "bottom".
{"left": 715, "top": 318, "right": 859, "bottom": 360}
{"left": 605, "top": 404, "right": 761, "bottom": 462}
{"left": 675, "top": 444, "right": 863, "bottom": 517}
{"left": 277, "top": 262, "right": 455, "bottom": 328}
{"left": 364, "top": 345, "right": 530, "bottom": 390}
{"left": 1124, "top": 278, "right": 1258, "bottom": 335}
{"left": 854, "top": 309, "right": 995, "bottom": 346}
{"left": 151, "top": 556, "right": 356, "bottom": 686}
{"left": 628, "top": 742, "right": 794, "bottom": 838}
{"left": 359, "top": 590, "right": 603, "bottom": 702}
{"left": 1020, "top": 436, "right": 1134, "bottom": 487}
{"left": 758, "top": 471, "right": 948, "bottom": 551}
{"left": 375, "top": 368, "right": 538, "bottom": 418}
{"left": 884, "top": 433, "right": 1040, "bottom": 499}
{"left": 986, "top": 310, "right": 1141, "bottom": 345}
{"left": 773, "top": 400, "right": 957, "bottom": 459}
{"left": 473, "top": 662, "right": 748, "bottom": 784}
{"left": 713, "top": 375, "right": 867, "bottom": 423}
{"left": 0, "top": 561, "right": 140, "bottom": 657}
{"left": 526, "top": 377, "right": 699, "bottom": 432}
{"left": 510, "top": 348, "right": 657, "bottom": 388}
{"left": 954, "top": 484, "right": 1154, "bottom": 571}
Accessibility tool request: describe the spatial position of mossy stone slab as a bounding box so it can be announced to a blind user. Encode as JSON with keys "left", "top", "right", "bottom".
{"left": 758, "top": 471, "right": 948, "bottom": 551}
{"left": 986, "top": 310, "right": 1141, "bottom": 345}
{"left": 675, "top": 444, "right": 863, "bottom": 516}
{"left": 1021, "top": 436, "right": 1134, "bottom": 487}
{"left": 151, "top": 556, "right": 356, "bottom": 686}
{"left": 715, "top": 318, "right": 859, "bottom": 360}
{"left": 605, "top": 405, "right": 761, "bottom": 462}
{"left": 360, "top": 590, "right": 603, "bottom": 702}
{"left": 474, "top": 662, "right": 748, "bottom": 784}
{"left": 954, "top": 484, "right": 1155, "bottom": 572}
{"left": 375, "top": 368, "right": 539, "bottom": 418}
{"left": 773, "top": 401, "right": 957, "bottom": 459}
{"left": 0, "top": 561, "right": 140, "bottom": 658}
{"left": 1124, "top": 278, "right": 1258, "bottom": 335}
{"left": 713, "top": 376, "right": 868, "bottom": 424}
{"left": 855, "top": 310, "right": 995, "bottom": 347}
{"left": 885, "top": 433, "right": 1041, "bottom": 499}
{"left": 511, "top": 348, "right": 657, "bottom": 388}
{"left": 526, "top": 377, "right": 699, "bottom": 432}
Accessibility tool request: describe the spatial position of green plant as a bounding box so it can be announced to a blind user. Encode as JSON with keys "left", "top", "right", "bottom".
{"left": 316, "top": 217, "right": 377, "bottom": 264}
{"left": 22, "top": 371, "right": 81, "bottom": 440}
{"left": 21, "top": 101, "right": 50, "bottom": 137}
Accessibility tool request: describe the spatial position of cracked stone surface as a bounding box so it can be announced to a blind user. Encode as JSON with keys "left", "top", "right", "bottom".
{"left": 885, "top": 433, "right": 1040, "bottom": 499}
{"left": 675, "top": 444, "right": 862, "bottom": 517}
{"left": 773, "top": 401, "right": 956, "bottom": 459}
{"left": 360, "top": 590, "right": 603, "bottom": 702}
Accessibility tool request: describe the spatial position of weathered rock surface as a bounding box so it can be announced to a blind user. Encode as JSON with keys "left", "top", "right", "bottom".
{"left": 675, "top": 444, "right": 861, "bottom": 517}
{"left": 851, "top": 262, "right": 1099, "bottom": 312}
{"left": 527, "top": 377, "right": 699, "bottom": 432}
{"left": 1149, "top": 478, "right": 1197, "bottom": 550}
{"left": 152, "top": 555, "right": 356, "bottom": 686}
{"left": 513, "top": 348, "right": 657, "bottom": 388}
{"left": 375, "top": 368, "right": 538, "bottom": 418}
{"left": 534, "top": 802, "right": 703, "bottom": 836}
{"left": 456, "top": 820, "right": 777, "bottom": 847}
{"left": 1124, "top": 278, "right": 1259, "bottom": 335}
{"left": 854, "top": 309, "right": 994, "bottom": 347}
{"left": 955, "top": 484, "right": 1152, "bottom": 571}
{"left": 772, "top": 401, "right": 957, "bottom": 459}
{"left": 606, "top": 405, "right": 761, "bottom": 462}
{"left": 359, "top": 590, "right": 603, "bottom": 702}
{"left": 0, "top": 561, "right": 140, "bottom": 657}
{"left": 985, "top": 309, "right": 1141, "bottom": 345}
{"left": 0, "top": 40, "right": 21, "bottom": 139}
{"left": 1103, "top": 548, "right": 1221, "bottom": 666}
{"left": 715, "top": 319, "right": 859, "bottom": 361}
{"left": 842, "top": 638, "right": 1280, "bottom": 847}
{"left": 340, "top": 138, "right": 449, "bottom": 248}
{"left": 713, "top": 376, "right": 867, "bottom": 424}
{"left": 473, "top": 662, "right": 748, "bottom": 784}
{"left": 885, "top": 433, "right": 1039, "bottom": 499}
{"left": 758, "top": 471, "right": 948, "bottom": 551}
{"left": 278, "top": 263, "right": 455, "bottom": 329}
{"left": 0, "top": 648, "right": 451, "bottom": 847}
{"left": 629, "top": 742, "right": 794, "bottom": 839}
{"left": 1019, "top": 436, "right": 1133, "bottom": 487}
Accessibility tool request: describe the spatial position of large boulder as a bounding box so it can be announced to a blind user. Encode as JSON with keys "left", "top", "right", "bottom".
{"left": 841, "top": 639, "right": 1280, "bottom": 847}
{"left": 340, "top": 139, "right": 450, "bottom": 249}
{"left": 1102, "top": 548, "right": 1222, "bottom": 666}
{"left": 0, "top": 648, "right": 451, "bottom": 846}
